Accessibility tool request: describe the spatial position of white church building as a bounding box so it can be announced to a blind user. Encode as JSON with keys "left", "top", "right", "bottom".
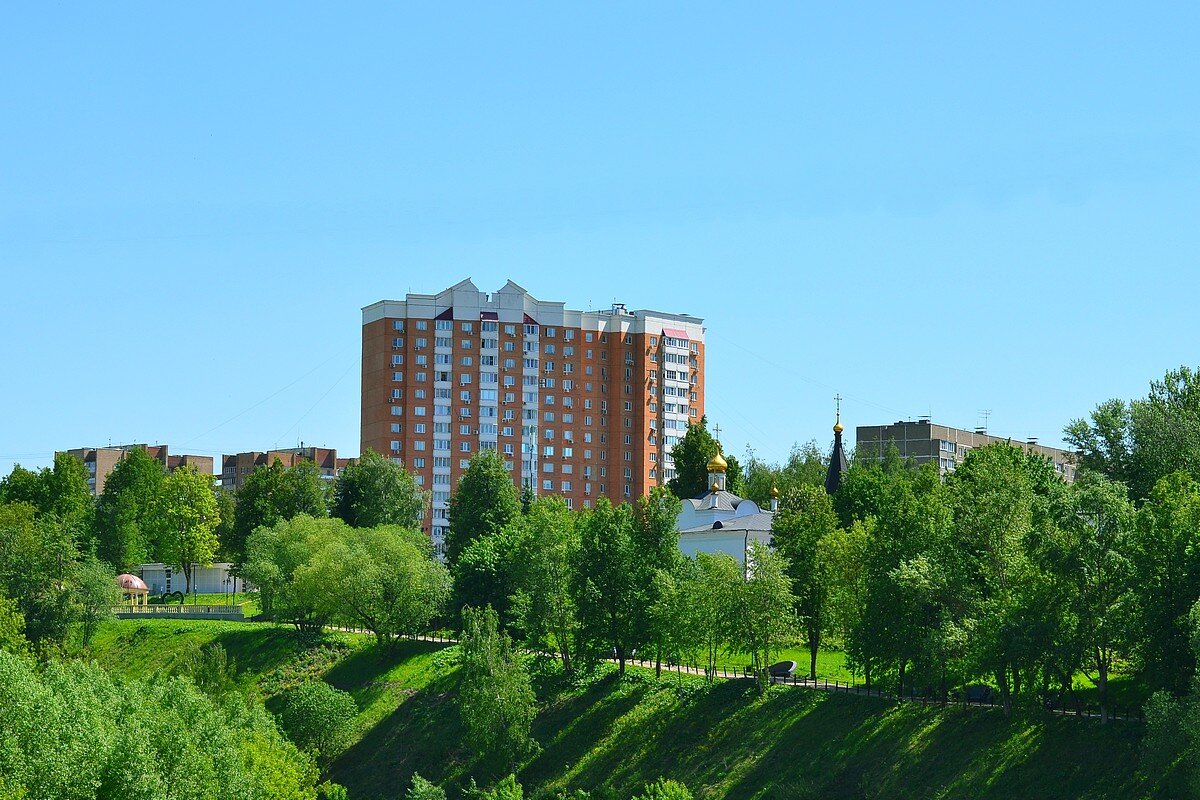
{"left": 675, "top": 411, "right": 849, "bottom": 565}
{"left": 675, "top": 450, "right": 778, "bottom": 566}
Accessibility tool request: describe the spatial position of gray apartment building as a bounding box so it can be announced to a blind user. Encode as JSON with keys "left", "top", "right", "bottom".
{"left": 855, "top": 419, "right": 1077, "bottom": 482}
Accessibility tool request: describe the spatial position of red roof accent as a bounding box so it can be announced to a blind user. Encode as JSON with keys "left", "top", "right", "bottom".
{"left": 117, "top": 574, "right": 148, "bottom": 591}
{"left": 480, "top": 311, "right": 498, "bottom": 320}
{"left": 435, "top": 307, "right": 454, "bottom": 320}
{"left": 523, "top": 314, "right": 539, "bottom": 326}
{"left": 662, "top": 327, "right": 689, "bottom": 339}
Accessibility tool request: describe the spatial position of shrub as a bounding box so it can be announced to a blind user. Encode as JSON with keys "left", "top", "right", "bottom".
{"left": 279, "top": 680, "right": 358, "bottom": 760}
{"left": 634, "top": 778, "right": 694, "bottom": 800}
{"left": 407, "top": 773, "right": 448, "bottom": 800}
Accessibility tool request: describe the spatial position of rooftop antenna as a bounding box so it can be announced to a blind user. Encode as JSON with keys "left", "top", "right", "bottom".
{"left": 979, "top": 409, "right": 992, "bottom": 435}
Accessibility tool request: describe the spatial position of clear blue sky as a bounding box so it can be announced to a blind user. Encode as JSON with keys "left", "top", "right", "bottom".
{"left": 2, "top": 2, "right": 1197, "bottom": 478}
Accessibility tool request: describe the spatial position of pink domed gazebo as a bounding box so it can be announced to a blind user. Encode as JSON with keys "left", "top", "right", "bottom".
{"left": 117, "top": 573, "right": 149, "bottom": 608}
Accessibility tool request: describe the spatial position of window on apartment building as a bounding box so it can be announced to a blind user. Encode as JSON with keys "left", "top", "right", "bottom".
{"left": 392, "top": 337, "right": 404, "bottom": 348}
{"left": 482, "top": 321, "right": 498, "bottom": 332}
{"left": 393, "top": 320, "right": 404, "bottom": 331}
{"left": 390, "top": 441, "right": 400, "bottom": 452}
{"left": 462, "top": 322, "right": 473, "bottom": 333}
{"left": 416, "top": 321, "right": 428, "bottom": 330}
{"left": 391, "top": 406, "right": 403, "bottom": 416}
{"left": 460, "top": 442, "right": 471, "bottom": 453}
{"left": 393, "top": 371, "right": 404, "bottom": 382}
{"left": 414, "top": 423, "right": 426, "bottom": 434}
{"left": 391, "top": 423, "right": 401, "bottom": 433}
{"left": 413, "top": 457, "right": 425, "bottom": 468}
{"left": 413, "top": 441, "right": 426, "bottom": 451}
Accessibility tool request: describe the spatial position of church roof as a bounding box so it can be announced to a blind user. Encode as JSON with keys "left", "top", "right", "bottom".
{"left": 684, "top": 489, "right": 746, "bottom": 513}
{"left": 680, "top": 511, "right": 776, "bottom": 534}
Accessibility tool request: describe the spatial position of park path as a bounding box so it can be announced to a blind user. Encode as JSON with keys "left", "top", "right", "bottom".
{"left": 289, "top": 624, "right": 1143, "bottom": 724}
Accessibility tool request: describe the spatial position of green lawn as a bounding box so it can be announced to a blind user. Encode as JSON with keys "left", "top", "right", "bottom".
{"left": 79, "top": 618, "right": 1180, "bottom": 800}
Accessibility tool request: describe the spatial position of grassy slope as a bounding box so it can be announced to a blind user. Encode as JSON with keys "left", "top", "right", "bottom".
{"left": 82, "top": 620, "right": 1179, "bottom": 800}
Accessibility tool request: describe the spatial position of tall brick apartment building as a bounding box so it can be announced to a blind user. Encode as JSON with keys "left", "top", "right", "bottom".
{"left": 362, "top": 279, "right": 706, "bottom": 553}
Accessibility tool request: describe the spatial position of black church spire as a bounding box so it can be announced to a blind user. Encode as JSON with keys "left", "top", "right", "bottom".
{"left": 825, "top": 397, "right": 849, "bottom": 495}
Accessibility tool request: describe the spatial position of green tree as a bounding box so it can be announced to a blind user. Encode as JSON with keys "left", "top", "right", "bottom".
{"left": 572, "top": 500, "right": 646, "bottom": 674}
{"left": 743, "top": 442, "right": 827, "bottom": 507}
{"left": 735, "top": 540, "right": 795, "bottom": 693}
{"left": 175, "top": 642, "right": 238, "bottom": 700}
{"left": 157, "top": 466, "right": 221, "bottom": 598}
{"left": 1066, "top": 472, "right": 1134, "bottom": 722}
{"left": 92, "top": 447, "right": 166, "bottom": 569}
{"left": 1128, "top": 471, "right": 1200, "bottom": 695}
{"left": 466, "top": 775, "right": 525, "bottom": 800}
{"left": 650, "top": 553, "right": 740, "bottom": 682}
{"left": 42, "top": 453, "right": 93, "bottom": 529}
{"left": 454, "top": 527, "right": 519, "bottom": 623}
{"left": 0, "top": 503, "right": 80, "bottom": 652}
{"left": 1067, "top": 365, "right": 1200, "bottom": 503}
{"left": 232, "top": 458, "right": 329, "bottom": 563}
{"left": 446, "top": 449, "right": 521, "bottom": 566}
{"left": 847, "top": 462, "right": 951, "bottom": 695}
{"left": 279, "top": 680, "right": 359, "bottom": 762}
{"left": 771, "top": 484, "right": 839, "bottom": 679}
{"left": 0, "top": 651, "right": 321, "bottom": 799}
{"left": 0, "top": 594, "right": 29, "bottom": 655}
{"left": 634, "top": 779, "right": 694, "bottom": 800}
{"left": 947, "top": 443, "right": 1045, "bottom": 715}
{"left": 820, "top": 518, "right": 870, "bottom": 674}
{"left": 76, "top": 554, "right": 120, "bottom": 647}
{"left": 508, "top": 497, "right": 581, "bottom": 673}
{"left": 666, "top": 416, "right": 743, "bottom": 499}
{"left": 0, "top": 465, "right": 46, "bottom": 509}
{"left": 458, "top": 605, "right": 537, "bottom": 767}
{"left": 407, "top": 774, "right": 448, "bottom": 800}
{"left": 332, "top": 449, "right": 426, "bottom": 529}
{"left": 243, "top": 515, "right": 348, "bottom": 632}
{"left": 307, "top": 525, "right": 450, "bottom": 647}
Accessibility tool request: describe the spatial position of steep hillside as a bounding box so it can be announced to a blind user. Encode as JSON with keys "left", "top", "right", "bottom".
{"left": 83, "top": 619, "right": 1179, "bottom": 800}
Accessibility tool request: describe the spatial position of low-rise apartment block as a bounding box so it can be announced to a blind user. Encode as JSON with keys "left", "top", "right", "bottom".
{"left": 855, "top": 419, "right": 1077, "bottom": 481}
{"left": 62, "top": 444, "right": 214, "bottom": 496}
{"left": 220, "top": 446, "right": 351, "bottom": 491}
